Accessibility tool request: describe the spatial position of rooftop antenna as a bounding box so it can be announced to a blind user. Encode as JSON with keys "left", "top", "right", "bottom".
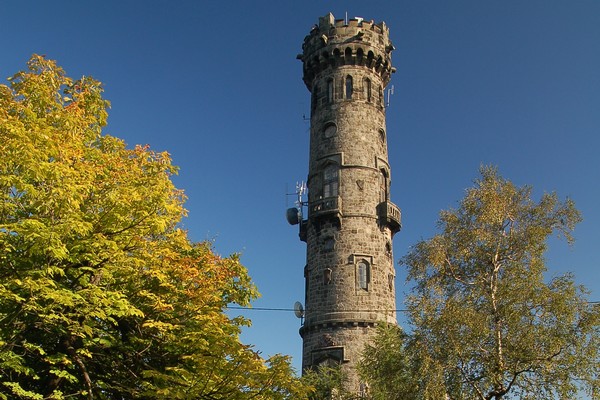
{"left": 286, "top": 181, "right": 307, "bottom": 225}
{"left": 386, "top": 85, "right": 395, "bottom": 108}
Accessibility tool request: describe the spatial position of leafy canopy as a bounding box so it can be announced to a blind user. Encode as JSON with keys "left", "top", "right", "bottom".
{"left": 301, "top": 364, "right": 356, "bottom": 400}
{"left": 361, "top": 166, "right": 599, "bottom": 400}
{"left": 0, "top": 55, "right": 308, "bottom": 399}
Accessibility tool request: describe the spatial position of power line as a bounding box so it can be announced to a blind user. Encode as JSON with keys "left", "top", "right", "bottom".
{"left": 226, "top": 301, "right": 599, "bottom": 314}
{"left": 226, "top": 306, "right": 409, "bottom": 313}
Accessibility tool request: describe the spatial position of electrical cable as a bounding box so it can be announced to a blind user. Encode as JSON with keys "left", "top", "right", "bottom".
{"left": 226, "top": 301, "right": 599, "bottom": 314}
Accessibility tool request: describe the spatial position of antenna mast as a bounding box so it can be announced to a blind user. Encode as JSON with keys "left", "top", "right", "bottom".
{"left": 295, "top": 181, "right": 307, "bottom": 213}
{"left": 285, "top": 181, "right": 307, "bottom": 226}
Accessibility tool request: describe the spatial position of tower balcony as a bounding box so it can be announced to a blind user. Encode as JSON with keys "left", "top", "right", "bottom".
{"left": 377, "top": 200, "right": 401, "bottom": 234}
{"left": 299, "top": 220, "right": 308, "bottom": 242}
{"left": 309, "top": 196, "right": 342, "bottom": 220}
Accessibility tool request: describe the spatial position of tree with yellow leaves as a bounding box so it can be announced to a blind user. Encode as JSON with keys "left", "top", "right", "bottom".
{"left": 0, "top": 55, "right": 308, "bottom": 399}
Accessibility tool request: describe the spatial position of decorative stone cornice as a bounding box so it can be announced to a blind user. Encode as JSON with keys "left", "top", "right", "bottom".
{"left": 299, "top": 320, "right": 378, "bottom": 338}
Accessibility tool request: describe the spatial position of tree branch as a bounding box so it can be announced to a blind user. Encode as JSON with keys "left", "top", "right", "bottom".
{"left": 64, "top": 338, "right": 93, "bottom": 400}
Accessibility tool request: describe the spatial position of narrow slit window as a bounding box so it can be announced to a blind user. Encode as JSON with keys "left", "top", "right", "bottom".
{"left": 365, "top": 78, "right": 372, "bottom": 102}
{"left": 358, "top": 261, "right": 369, "bottom": 290}
{"left": 324, "top": 268, "right": 332, "bottom": 285}
{"left": 345, "top": 75, "right": 353, "bottom": 100}
{"left": 327, "top": 79, "right": 334, "bottom": 103}
{"left": 380, "top": 169, "right": 389, "bottom": 202}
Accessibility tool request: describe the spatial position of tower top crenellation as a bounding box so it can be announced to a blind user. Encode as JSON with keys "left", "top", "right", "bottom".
{"left": 298, "top": 13, "right": 396, "bottom": 90}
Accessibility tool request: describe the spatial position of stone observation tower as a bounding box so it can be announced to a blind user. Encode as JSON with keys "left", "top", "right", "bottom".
{"left": 288, "top": 13, "right": 401, "bottom": 395}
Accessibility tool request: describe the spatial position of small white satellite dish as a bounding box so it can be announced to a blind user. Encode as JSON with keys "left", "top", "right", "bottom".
{"left": 293, "top": 301, "right": 305, "bottom": 319}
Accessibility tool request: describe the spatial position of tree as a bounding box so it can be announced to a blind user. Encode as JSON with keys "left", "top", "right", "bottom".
{"left": 358, "top": 324, "right": 416, "bottom": 400}
{"left": 301, "top": 364, "right": 354, "bottom": 400}
{"left": 361, "top": 167, "right": 599, "bottom": 399}
{"left": 0, "top": 55, "right": 308, "bottom": 399}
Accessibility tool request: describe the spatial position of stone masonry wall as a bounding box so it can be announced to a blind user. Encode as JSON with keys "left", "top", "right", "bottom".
{"left": 298, "top": 13, "right": 400, "bottom": 395}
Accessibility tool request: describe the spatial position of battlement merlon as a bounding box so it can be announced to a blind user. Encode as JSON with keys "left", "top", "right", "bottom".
{"left": 297, "top": 13, "right": 396, "bottom": 90}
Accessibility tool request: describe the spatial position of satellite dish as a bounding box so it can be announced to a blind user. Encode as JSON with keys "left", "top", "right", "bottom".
{"left": 286, "top": 207, "right": 301, "bottom": 225}
{"left": 293, "top": 301, "right": 305, "bottom": 319}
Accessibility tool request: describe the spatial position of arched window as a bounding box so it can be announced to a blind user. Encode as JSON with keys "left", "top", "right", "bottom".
{"left": 356, "top": 48, "right": 364, "bottom": 64}
{"left": 323, "top": 164, "right": 339, "bottom": 198}
{"left": 357, "top": 260, "right": 369, "bottom": 290}
{"left": 345, "top": 75, "right": 353, "bottom": 100}
{"left": 345, "top": 47, "right": 353, "bottom": 61}
{"left": 327, "top": 79, "right": 334, "bottom": 103}
{"left": 364, "top": 78, "right": 372, "bottom": 102}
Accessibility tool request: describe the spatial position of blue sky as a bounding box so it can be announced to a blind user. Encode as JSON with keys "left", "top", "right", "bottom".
{"left": 2, "top": 0, "right": 599, "bottom": 376}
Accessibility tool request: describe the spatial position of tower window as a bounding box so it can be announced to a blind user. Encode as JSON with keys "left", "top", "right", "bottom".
{"left": 323, "top": 123, "right": 337, "bottom": 138}
{"left": 357, "top": 260, "right": 370, "bottom": 291}
{"left": 379, "top": 169, "right": 389, "bottom": 202}
{"left": 323, "top": 164, "right": 339, "bottom": 198}
{"left": 327, "top": 79, "right": 334, "bottom": 103}
{"left": 324, "top": 268, "right": 332, "bottom": 285}
{"left": 345, "top": 75, "right": 353, "bottom": 100}
{"left": 323, "top": 237, "right": 334, "bottom": 251}
{"left": 364, "top": 78, "right": 372, "bottom": 102}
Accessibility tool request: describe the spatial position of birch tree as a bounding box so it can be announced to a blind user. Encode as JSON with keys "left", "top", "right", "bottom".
{"left": 361, "top": 167, "right": 599, "bottom": 399}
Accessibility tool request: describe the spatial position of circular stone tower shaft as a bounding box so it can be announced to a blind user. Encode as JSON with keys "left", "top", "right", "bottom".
{"left": 296, "top": 13, "right": 401, "bottom": 394}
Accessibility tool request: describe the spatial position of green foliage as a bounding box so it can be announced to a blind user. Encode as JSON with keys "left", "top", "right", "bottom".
{"left": 358, "top": 324, "right": 416, "bottom": 400}
{"left": 301, "top": 364, "right": 354, "bottom": 400}
{"left": 0, "top": 55, "right": 308, "bottom": 399}
{"left": 361, "top": 166, "right": 599, "bottom": 399}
